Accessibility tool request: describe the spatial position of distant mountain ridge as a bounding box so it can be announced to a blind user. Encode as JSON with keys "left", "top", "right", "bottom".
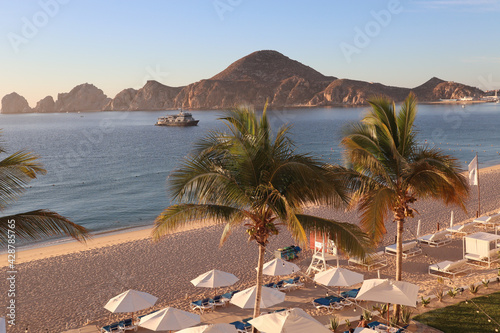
{"left": 0, "top": 50, "right": 486, "bottom": 113}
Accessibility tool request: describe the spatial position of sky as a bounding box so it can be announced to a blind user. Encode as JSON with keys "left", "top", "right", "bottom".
{"left": 1, "top": 0, "right": 499, "bottom": 106}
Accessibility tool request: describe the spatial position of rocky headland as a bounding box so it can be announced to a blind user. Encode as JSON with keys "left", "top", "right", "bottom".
{"left": 0, "top": 50, "right": 486, "bottom": 113}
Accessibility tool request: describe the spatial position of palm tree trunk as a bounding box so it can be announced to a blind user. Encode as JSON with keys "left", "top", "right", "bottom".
{"left": 393, "top": 218, "right": 404, "bottom": 321}
{"left": 252, "top": 243, "right": 266, "bottom": 333}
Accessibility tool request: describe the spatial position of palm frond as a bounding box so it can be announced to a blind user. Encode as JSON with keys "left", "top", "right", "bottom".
{"left": 357, "top": 187, "right": 396, "bottom": 243}
{"left": 153, "top": 204, "right": 246, "bottom": 242}
{"left": 0, "top": 150, "right": 46, "bottom": 210}
{"left": 0, "top": 210, "right": 90, "bottom": 245}
{"left": 296, "top": 214, "right": 373, "bottom": 259}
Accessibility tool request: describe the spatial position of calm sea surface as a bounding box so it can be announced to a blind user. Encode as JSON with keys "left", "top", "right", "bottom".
{"left": 1, "top": 103, "right": 499, "bottom": 246}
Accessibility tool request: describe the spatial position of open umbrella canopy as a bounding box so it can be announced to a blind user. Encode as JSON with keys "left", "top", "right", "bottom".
{"left": 230, "top": 286, "right": 285, "bottom": 309}
{"left": 356, "top": 279, "right": 419, "bottom": 307}
{"left": 354, "top": 328, "right": 377, "bottom": 333}
{"left": 0, "top": 317, "right": 5, "bottom": 333}
{"left": 256, "top": 258, "right": 300, "bottom": 276}
{"left": 313, "top": 267, "right": 364, "bottom": 287}
{"left": 139, "top": 307, "right": 200, "bottom": 331}
{"left": 248, "top": 308, "right": 331, "bottom": 333}
{"left": 104, "top": 290, "right": 158, "bottom": 313}
{"left": 177, "top": 323, "right": 238, "bottom": 333}
{"left": 190, "top": 269, "right": 239, "bottom": 288}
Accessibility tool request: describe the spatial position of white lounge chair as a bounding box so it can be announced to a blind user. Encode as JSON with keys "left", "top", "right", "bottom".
{"left": 348, "top": 251, "right": 388, "bottom": 271}
{"left": 385, "top": 241, "right": 422, "bottom": 258}
{"left": 428, "top": 259, "right": 470, "bottom": 278}
{"left": 473, "top": 213, "right": 500, "bottom": 230}
{"left": 446, "top": 222, "right": 476, "bottom": 237}
{"left": 418, "top": 230, "right": 452, "bottom": 247}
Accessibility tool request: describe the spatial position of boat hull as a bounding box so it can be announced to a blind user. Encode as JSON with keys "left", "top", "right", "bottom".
{"left": 155, "top": 120, "right": 199, "bottom": 126}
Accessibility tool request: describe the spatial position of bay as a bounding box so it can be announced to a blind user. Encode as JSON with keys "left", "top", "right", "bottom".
{"left": 0, "top": 103, "right": 499, "bottom": 246}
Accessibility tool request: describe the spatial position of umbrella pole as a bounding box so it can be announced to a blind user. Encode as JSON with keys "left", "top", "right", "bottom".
{"left": 387, "top": 303, "right": 390, "bottom": 328}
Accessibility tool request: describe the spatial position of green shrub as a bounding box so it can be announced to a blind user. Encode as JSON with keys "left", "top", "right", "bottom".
{"left": 329, "top": 315, "right": 339, "bottom": 331}
{"left": 401, "top": 305, "right": 413, "bottom": 325}
{"left": 421, "top": 296, "right": 431, "bottom": 307}
{"left": 469, "top": 283, "right": 480, "bottom": 294}
{"left": 435, "top": 289, "right": 444, "bottom": 302}
{"left": 447, "top": 288, "right": 458, "bottom": 298}
{"left": 363, "top": 309, "right": 373, "bottom": 321}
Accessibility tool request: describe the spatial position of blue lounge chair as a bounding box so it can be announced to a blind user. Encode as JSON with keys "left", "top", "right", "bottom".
{"left": 101, "top": 322, "right": 123, "bottom": 333}
{"left": 264, "top": 282, "right": 276, "bottom": 288}
{"left": 212, "top": 295, "right": 227, "bottom": 307}
{"left": 229, "top": 320, "right": 251, "bottom": 333}
{"left": 190, "top": 298, "right": 214, "bottom": 314}
{"left": 284, "top": 276, "right": 304, "bottom": 290}
{"left": 312, "top": 297, "right": 344, "bottom": 311}
{"left": 367, "top": 321, "right": 382, "bottom": 328}
{"left": 119, "top": 318, "right": 137, "bottom": 331}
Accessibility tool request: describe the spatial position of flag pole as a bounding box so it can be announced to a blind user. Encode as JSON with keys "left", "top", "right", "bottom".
{"left": 477, "top": 153, "right": 480, "bottom": 217}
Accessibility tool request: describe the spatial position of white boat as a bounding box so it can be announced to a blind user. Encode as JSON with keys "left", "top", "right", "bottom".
{"left": 155, "top": 109, "right": 199, "bottom": 127}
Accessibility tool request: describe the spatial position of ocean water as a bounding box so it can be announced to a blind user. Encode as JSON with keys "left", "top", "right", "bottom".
{"left": 1, "top": 103, "right": 499, "bottom": 246}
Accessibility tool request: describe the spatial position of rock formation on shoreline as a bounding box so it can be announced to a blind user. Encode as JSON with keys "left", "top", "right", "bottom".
{"left": 53, "top": 83, "right": 110, "bottom": 112}
{"left": 1, "top": 51, "right": 487, "bottom": 113}
{"left": 1, "top": 92, "right": 32, "bottom": 114}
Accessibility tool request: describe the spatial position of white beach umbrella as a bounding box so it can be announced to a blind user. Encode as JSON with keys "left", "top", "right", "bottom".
{"left": 314, "top": 267, "right": 364, "bottom": 287}
{"left": 416, "top": 219, "right": 421, "bottom": 237}
{"left": 139, "top": 307, "right": 200, "bottom": 331}
{"left": 354, "top": 328, "right": 378, "bottom": 333}
{"left": 356, "top": 279, "right": 419, "bottom": 307}
{"left": 231, "top": 286, "right": 285, "bottom": 309}
{"left": 104, "top": 289, "right": 158, "bottom": 313}
{"left": 191, "top": 269, "right": 239, "bottom": 288}
{"left": 0, "top": 317, "right": 5, "bottom": 333}
{"left": 248, "top": 308, "right": 331, "bottom": 333}
{"left": 256, "top": 258, "right": 300, "bottom": 276}
{"left": 177, "top": 323, "right": 238, "bottom": 333}
{"left": 450, "top": 211, "right": 454, "bottom": 228}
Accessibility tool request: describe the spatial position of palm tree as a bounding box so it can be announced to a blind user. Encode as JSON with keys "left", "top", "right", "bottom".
{"left": 153, "top": 106, "right": 371, "bottom": 326}
{"left": 0, "top": 136, "right": 89, "bottom": 246}
{"left": 341, "top": 93, "right": 469, "bottom": 318}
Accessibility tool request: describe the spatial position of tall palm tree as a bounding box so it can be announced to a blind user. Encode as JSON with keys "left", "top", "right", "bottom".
{"left": 153, "top": 106, "right": 371, "bottom": 325}
{"left": 341, "top": 93, "right": 469, "bottom": 318}
{"left": 0, "top": 136, "right": 89, "bottom": 246}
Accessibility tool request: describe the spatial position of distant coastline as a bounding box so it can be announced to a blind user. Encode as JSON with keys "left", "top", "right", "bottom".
{"left": 1, "top": 50, "right": 496, "bottom": 114}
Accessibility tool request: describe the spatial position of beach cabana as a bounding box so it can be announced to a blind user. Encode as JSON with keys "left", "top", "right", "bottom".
{"left": 463, "top": 232, "right": 500, "bottom": 267}
{"left": 248, "top": 308, "right": 331, "bottom": 333}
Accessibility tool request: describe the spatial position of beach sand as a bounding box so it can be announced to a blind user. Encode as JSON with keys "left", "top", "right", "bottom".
{"left": 2, "top": 164, "right": 500, "bottom": 332}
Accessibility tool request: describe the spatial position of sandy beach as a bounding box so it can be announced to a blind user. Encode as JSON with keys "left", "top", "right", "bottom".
{"left": 2, "top": 164, "right": 500, "bottom": 332}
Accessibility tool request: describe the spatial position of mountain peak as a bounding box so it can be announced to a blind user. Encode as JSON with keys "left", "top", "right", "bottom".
{"left": 210, "top": 50, "right": 335, "bottom": 83}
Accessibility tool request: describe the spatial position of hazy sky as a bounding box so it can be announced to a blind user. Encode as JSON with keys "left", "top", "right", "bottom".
{"left": 1, "top": 0, "right": 499, "bottom": 106}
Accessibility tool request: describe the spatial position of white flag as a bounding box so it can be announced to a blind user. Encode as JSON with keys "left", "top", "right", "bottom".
{"left": 468, "top": 155, "right": 478, "bottom": 186}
